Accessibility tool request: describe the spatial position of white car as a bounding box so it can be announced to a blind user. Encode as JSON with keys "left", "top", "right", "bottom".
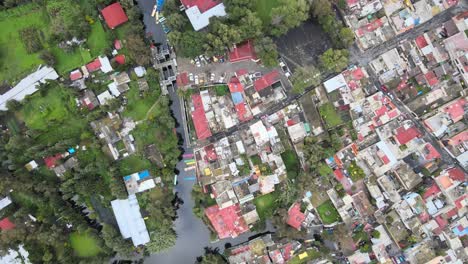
{"left": 210, "top": 73, "right": 215, "bottom": 82}
{"left": 189, "top": 73, "right": 194, "bottom": 81}
{"left": 195, "top": 75, "right": 199, "bottom": 85}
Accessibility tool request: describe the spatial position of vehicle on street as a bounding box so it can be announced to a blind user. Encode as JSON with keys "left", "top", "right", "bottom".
{"left": 195, "top": 75, "right": 199, "bottom": 85}
{"left": 189, "top": 73, "right": 194, "bottom": 81}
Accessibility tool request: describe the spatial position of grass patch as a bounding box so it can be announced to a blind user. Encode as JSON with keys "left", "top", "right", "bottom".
{"left": 281, "top": 150, "right": 300, "bottom": 179}
{"left": 80, "top": 46, "right": 92, "bottom": 63}
{"left": 250, "top": 155, "right": 262, "bottom": 166}
{"left": 0, "top": 4, "right": 48, "bottom": 82}
{"left": 118, "top": 155, "right": 152, "bottom": 175}
{"left": 318, "top": 162, "right": 333, "bottom": 177}
{"left": 214, "top": 85, "right": 229, "bottom": 96}
{"left": 87, "top": 21, "right": 110, "bottom": 57}
{"left": 254, "top": 0, "right": 280, "bottom": 25}
{"left": 316, "top": 200, "right": 341, "bottom": 224}
{"left": 122, "top": 82, "right": 160, "bottom": 121}
{"left": 348, "top": 160, "right": 366, "bottom": 182}
{"left": 253, "top": 191, "right": 279, "bottom": 220}
{"left": 319, "top": 102, "right": 343, "bottom": 128}
{"left": 288, "top": 249, "right": 321, "bottom": 264}
{"left": 69, "top": 232, "right": 101, "bottom": 257}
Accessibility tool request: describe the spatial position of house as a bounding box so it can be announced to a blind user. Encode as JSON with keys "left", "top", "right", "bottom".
{"left": 101, "top": 3, "right": 128, "bottom": 29}
{"left": 253, "top": 70, "right": 280, "bottom": 97}
{"left": 134, "top": 66, "right": 146, "bottom": 77}
{"left": 0, "top": 245, "right": 31, "bottom": 264}
{"left": 86, "top": 56, "right": 113, "bottom": 73}
{"left": 228, "top": 40, "right": 257, "bottom": 63}
{"left": 370, "top": 48, "right": 408, "bottom": 83}
{"left": 191, "top": 93, "right": 212, "bottom": 140}
{"left": 286, "top": 203, "right": 305, "bottom": 230}
{"left": 114, "top": 54, "right": 126, "bottom": 65}
{"left": 287, "top": 122, "right": 307, "bottom": 143}
{"left": 205, "top": 204, "right": 249, "bottom": 239}
{"left": 0, "top": 66, "right": 59, "bottom": 110}
{"left": 111, "top": 195, "right": 149, "bottom": 247}
{"left": 69, "top": 69, "right": 83, "bottom": 81}
{"left": 181, "top": 0, "right": 226, "bottom": 31}
{"left": 97, "top": 90, "right": 113, "bottom": 105}
{"left": 250, "top": 120, "right": 269, "bottom": 146}
{"left": 24, "top": 160, "right": 38, "bottom": 171}
{"left": 80, "top": 90, "right": 99, "bottom": 110}
{"left": 0, "top": 196, "right": 12, "bottom": 211}
{"left": 123, "top": 170, "right": 156, "bottom": 195}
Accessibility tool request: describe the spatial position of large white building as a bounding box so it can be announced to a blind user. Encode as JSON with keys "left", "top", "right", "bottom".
{"left": 181, "top": 0, "right": 226, "bottom": 31}
{"left": 111, "top": 194, "right": 150, "bottom": 247}
{"left": 0, "top": 66, "right": 59, "bottom": 111}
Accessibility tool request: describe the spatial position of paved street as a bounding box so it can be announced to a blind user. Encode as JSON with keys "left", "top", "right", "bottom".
{"left": 350, "top": 3, "right": 467, "bottom": 66}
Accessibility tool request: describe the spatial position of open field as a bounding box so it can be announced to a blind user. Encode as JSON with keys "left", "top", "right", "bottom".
{"left": 69, "top": 232, "right": 101, "bottom": 257}
{"left": 316, "top": 200, "right": 341, "bottom": 224}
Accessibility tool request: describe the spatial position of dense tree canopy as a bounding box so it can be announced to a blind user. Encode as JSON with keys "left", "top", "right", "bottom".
{"left": 291, "top": 66, "right": 321, "bottom": 94}
{"left": 270, "top": 0, "right": 310, "bottom": 36}
{"left": 319, "top": 48, "right": 350, "bottom": 73}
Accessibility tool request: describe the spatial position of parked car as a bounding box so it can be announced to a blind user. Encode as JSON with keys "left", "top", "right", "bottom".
{"left": 210, "top": 73, "right": 215, "bottom": 82}
{"left": 189, "top": 73, "right": 194, "bottom": 82}
{"left": 194, "top": 75, "right": 199, "bottom": 85}
{"left": 380, "top": 85, "right": 389, "bottom": 93}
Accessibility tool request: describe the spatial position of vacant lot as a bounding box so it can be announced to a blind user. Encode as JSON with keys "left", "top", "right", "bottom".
{"left": 118, "top": 155, "right": 152, "bottom": 175}
{"left": 316, "top": 200, "right": 341, "bottom": 224}
{"left": 253, "top": 191, "right": 279, "bottom": 220}
{"left": 281, "top": 150, "right": 300, "bottom": 179}
{"left": 319, "top": 102, "right": 343, "bottom": 128}
{"left": 69, "top": 232, "right": 101, "bottom": 257}
{"left": 255, "top": 0, "right": 280, "bottom": 25}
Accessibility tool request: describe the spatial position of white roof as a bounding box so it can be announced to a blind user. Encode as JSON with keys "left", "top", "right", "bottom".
{"left": 376, "top": 141, "right": 397, "bottom": 167}
{"left": 287, "top": 122, "right": 307, "bottom": 143}
{"left": 185, "top": 3, "right": 226, "bottom": 31}
{"left": 111, "top": 194, "right": 150, "bottom": 246}
{"left": 250, "top": 120, "right": 269, "bottom": 146}
{"left": 236, "top": 141, "right": 245, "bottom": 154}
{"left": 137, "top": 179, "right": 156, "bottom": 193}
{"left": 0, "top": 196, "right": 12, "bottom": 211}
{"left": 0, "top": 245, "right": 31, "bottom": 264}
{"left": 200, "top": 90, "right": 211, "bottom": 111}
{"left": 134, "top": 66, "right": 146, "bottom": 77}
{"left": 323, "top": 73, "right": 347, "bottom": 93}
{"left": 98, "top": 56, "right": 113, "bottom": 73}
{"left": 97, "top": 90, "right": 114, "bottom": 105}
{"left": 0, "top": 66, "right": 58, "bottom": 110}
{"left": 108, "top": 82, "right": 121, "bottom": 97}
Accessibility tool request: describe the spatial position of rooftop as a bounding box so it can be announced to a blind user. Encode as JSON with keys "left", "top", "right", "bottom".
{"left": 286, "top": 203, "right": 305, "bottom": 230}
{"left": 228, "top": 40, "right": 257, "bottom": 63}
{"left": 101, "top": 3, "right": 128, "bottom": 29}
{"left": 183, "top": 0, "right": 226, "bottom": 31}
{"left": 254, "top": 70, "right": 280, "bottom": 92}
{"left": 205, "top": 204, "right": 249, "bottom": 239}
{"left": 191, "top": 93, "right": 212, "bottom": 140}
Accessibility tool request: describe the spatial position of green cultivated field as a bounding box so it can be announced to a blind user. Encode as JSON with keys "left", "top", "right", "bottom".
{"left": 69, "top": 232, "right": 101, "bottom": 257}
{"left": 255, "top": 0, "right": 280, "bottom": 25}
{"left": 0, "top": 4, "right": 48, "bottom": 82}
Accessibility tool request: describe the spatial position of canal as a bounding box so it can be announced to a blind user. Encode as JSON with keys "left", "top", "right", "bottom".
{"left": 136, "top": 1, "right": 273, "bottom": 263}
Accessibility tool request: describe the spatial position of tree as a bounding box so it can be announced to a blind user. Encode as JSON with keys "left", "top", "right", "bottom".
{"left": 39, "top": 50, "right": 56, "bottom": 66}
{"left": 311, "top": 0, "right": 333, "bottom": 18}
{"left": 270, "top": 0, "right": 310, "bottom": 36}
{"left": 319, "top": 48, "right": 349, "bottom": 73}
{"left": 170, "top": 31, "right": 205, "bottom": 58}
{"left": 371, "top": 229, "right": 381, "bottom": 239}
{"left": 291, "top": 66, "right": 321, "bottom": 94}
{"left": 238, "top": 11, "right": 263, "bottom": 40}
{"left": 145, "top": 227, "right": 177, "bottom": 253}
{"left": 339, "top": 27, "right": 355, "bottom": 48}
{"left": 303, "top": 136, "right": 328, "bottom": 171}
{"left": 254, "top": 37, "right": 278, "bottom": 68}
{"left": 101, "top": 224, "right": 134, "bottom": 256}
{"left": 6, "top": 99, "right": 22, "bottom": 111}
{"left": 125, "top": 33, "right": 151, "bottom": 65}
{"left": 166, "top": 12, "right": 189, "bottom": 32}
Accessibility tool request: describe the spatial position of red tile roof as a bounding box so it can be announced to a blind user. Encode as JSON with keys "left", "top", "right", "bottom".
{"left": 447, "top": 167, "right": 465, "bottom": 182}
{"left": 191, "top": 94, "right": 212, "bottom": 140}
{"left": 205, "top": 204, "right": 249, "bottom": 239}
{"left": 228, "top": 76, "right": 244, "bottom": 93}
{"left": 70, "top": 69, "right": 82, "bottom": 81}
{"left": 443, "top": 98, "right": 466, "bottom": 123}
{"left": 351, "top": 67, "right": 365, "bottom": 80}
{"left": 422, "top": 183, "right": 441, "bottom": 200}
{"left": 86, "top": 58, "right": 102, "bottom": 72}
{"left": 44, "top": 153, "right": 63, "bottom": 169}
{"left": 424, "top": 71, "right": 439, "bottom": 86}
{"left": 395, "top": 125, "right": 421, "bottom": 145}
{"left": 356, "top": 18, "right": 383, "bottom": 37}
{"left": 229, "top": 40, "right": 257, "bottom": 63}
{"left": 114, "top": 39, "right": 122, "bottom": 50}
{"left": 114, "top": 54, "right": 126, "bottom": 65}
{"left": 424, "top": 143, "right": 441, "bottom": 160}
{"left": 177, "top": 72, "right": 189, "bottom": 87}
{"left": 204, "top": 144, "right": 217, "bottom": 161}
{"left": 235, "top": 103, "right": 251, "bottom": 122}
{"left": 181, "top": 0, "right": 222, "bottom": 13}
{"left": 254, "top": 70, "right": 280, "bottom": 92}
{"left": 435, "top": 215, "right": 448, "bottom": 229}
{"left": 334, "top": 169, "right": 344, "bottom": 181}
{"left": 101, "top": 3, "right": 128, "bottom": 29}
{"left": 286, "top": 203, "right": 305, "bottom": 230}
{"left": 449, "top": 131, "right": 468, "bottom": 146}
{"left": 0, "top": 218, "right": 15, "bottom": 230}
{"left": 415, "top": 35, "right": 429, "bottom": 49}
